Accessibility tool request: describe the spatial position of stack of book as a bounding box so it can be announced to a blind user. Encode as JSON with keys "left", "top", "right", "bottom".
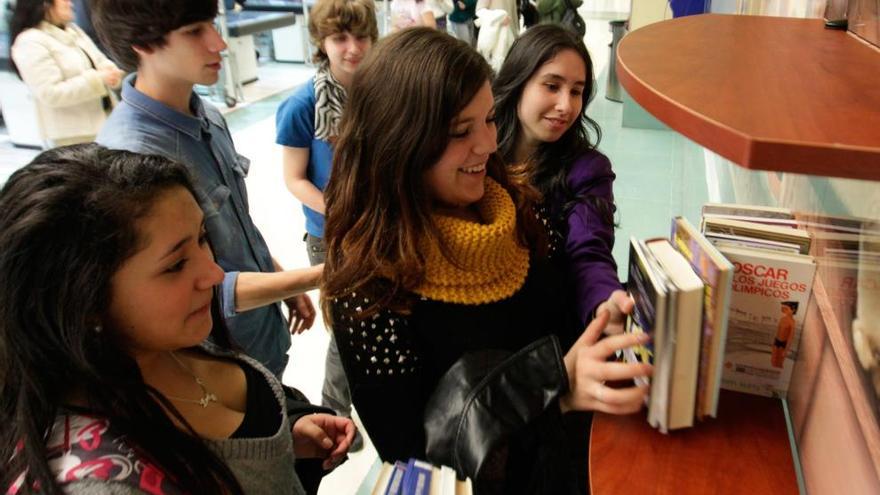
{"left": 701, "top": 204, "right": 815, "bottom": 400}
{"left": 625, "top": 205, "right": 818, "bottom": 432}
{"left": 624, "top": 216, "right": 733, "bottom": 432}
{"left": 369, "top": 458, "right": 472, "bottom": 495}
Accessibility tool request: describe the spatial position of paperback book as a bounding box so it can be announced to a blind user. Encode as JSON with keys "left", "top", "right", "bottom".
{"left": 700, "top": 205, "right": 816, "bottom": 398}
{"left": 625, "top": 237, "right": 704, "bottom": 431}
{"left": 715, "top": 245, "right": 815, "bottom": 398}
{"left": 670, "top": 217, "right": 734, "bottom": 419}
{"left": 624, "top": 238, "right": 670, "bottom": 431}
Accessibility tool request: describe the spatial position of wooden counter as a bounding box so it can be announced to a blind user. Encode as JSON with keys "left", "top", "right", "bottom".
{"left": 616, "top": 14, "right": 880, "bottom": 181}
{"left": 589, "top": 390, "right": 798, "bottom": 494}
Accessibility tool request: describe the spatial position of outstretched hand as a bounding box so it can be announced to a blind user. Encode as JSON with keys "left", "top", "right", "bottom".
{"left": 560, "top": 309, "right": 652, "bottom": 415}
{"left": 292, "top": 413, "right": 356, "bottom": 470}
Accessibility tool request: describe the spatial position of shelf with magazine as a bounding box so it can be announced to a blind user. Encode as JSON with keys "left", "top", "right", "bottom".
{"left": 606, "top": 10, "right": 880, "bottom": 495}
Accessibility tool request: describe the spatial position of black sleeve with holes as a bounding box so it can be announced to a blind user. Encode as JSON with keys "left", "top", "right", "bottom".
{"left": 330, "top": 292, "right": 429, "bottom": 463}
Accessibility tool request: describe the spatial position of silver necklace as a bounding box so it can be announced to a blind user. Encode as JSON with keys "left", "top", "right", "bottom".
{"left": 165, "top": 351, "right": 218, "bottom": 408}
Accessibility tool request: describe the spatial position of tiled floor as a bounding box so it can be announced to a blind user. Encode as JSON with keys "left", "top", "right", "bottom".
{"left": 0, "top": 9, "right": 714, "bottom": 494}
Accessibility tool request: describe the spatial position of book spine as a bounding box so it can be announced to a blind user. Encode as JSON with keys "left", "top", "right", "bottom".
{"left": 385, "top": 461, "right": 408, "bottom": 495}
{"left": 402, "top": 459, "right": 433, "bottom": 495}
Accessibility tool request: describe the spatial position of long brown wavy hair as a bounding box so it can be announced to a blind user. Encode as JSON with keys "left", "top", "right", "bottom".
{"left": 321, "top": 28, "right": 542, "bottom": 320}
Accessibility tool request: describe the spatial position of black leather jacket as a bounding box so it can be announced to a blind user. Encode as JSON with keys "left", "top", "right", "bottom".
{"left": 423, "top": 335, "right": 586, "bottom": 495}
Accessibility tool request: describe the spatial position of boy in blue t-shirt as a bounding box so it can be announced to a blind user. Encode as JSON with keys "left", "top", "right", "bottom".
{"left": 276, "top": 0, "right": 379, "bottom": 449}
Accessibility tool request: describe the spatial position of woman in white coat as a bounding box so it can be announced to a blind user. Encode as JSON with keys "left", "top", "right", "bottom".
{"left": 10, "top": 0, "right": 123, "bottom": 146}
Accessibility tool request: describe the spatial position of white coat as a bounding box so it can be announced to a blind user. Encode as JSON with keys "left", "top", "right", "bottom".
{"left": 11, "top": 21, "right": 120, "bottom": 144}
{"left": 475, "top": 8, "right": 515, "bottom": 72}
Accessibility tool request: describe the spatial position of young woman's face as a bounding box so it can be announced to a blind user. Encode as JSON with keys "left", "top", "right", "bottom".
{"left": 424, "top": 81, "right": 497, "bottom": 210}
{"left": 322, "top": 31, "right": 372, "bottom": 83}
{"left": 106, "top": 187, "right": 224, "bottom": 357}
{"left": 516, "top": 49, "right": 587, "bottom": 148}
{"left": 47, "top": 0, "right": 74, "bottom": 24}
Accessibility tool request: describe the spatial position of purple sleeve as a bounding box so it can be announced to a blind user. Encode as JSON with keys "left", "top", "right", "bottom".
{"left": 565, "top": 151, "right": 624, "bottom": 326}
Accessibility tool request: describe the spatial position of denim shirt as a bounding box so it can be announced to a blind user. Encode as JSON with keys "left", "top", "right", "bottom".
{"left": 96, "top": 74, "right": 290, "bottom": 375}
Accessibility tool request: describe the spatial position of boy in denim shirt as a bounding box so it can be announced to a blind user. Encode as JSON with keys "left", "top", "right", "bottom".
{"left": 92, "top": 0, "right": 320, "bottom": 377}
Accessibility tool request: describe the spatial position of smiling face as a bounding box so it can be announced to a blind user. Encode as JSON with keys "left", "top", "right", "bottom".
{"left": 106, "top": 187, "right": 224, "bottom": 358}
{"left": 516, "top": 49, "right": 587, "bottom": 150}
{"left": 424, "top": 81, "right": 497, "bottom": 211}
{"left": 323, "top": 31, "right": 372, "bottom": 86}
{"left": 136, "top": 20, "right": 227, "bottom": 88}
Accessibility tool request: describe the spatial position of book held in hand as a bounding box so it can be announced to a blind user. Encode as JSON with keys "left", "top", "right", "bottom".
{"left": 624, "top": 237, "right": 670, "bottom": 430}
{"left": 624, "top": 205, "right": 818, "bottom": 429}
{"left": 624, "top": 237, "right": 704, "bottom": 432}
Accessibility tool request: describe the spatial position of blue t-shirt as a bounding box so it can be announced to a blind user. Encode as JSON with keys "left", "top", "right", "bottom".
{"left": 275, "top": 78, "right": 334, "bottom": 238}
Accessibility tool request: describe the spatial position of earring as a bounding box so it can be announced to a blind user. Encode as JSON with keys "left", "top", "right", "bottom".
{"left": 93, "top": 324, "right": 103, "bottom": 334}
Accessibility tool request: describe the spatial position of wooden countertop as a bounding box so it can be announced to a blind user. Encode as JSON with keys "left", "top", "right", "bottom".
{"left": 616, "top": 14, "right": 880, "bottom": 181}
{"left": 589, "top": 390, "right": 798, "bottom": 494}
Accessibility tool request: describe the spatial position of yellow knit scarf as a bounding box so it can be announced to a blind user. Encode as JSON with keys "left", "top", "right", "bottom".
{"left": 414, "top": 178, "right": 530, "bottom": 305}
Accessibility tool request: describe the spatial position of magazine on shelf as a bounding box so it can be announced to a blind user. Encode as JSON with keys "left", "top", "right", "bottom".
{"left": 702, "top": 217, "right": 811, "bottom": 255}
{"left": 705, "top": 232, "right": 802, "bottom": 255}
{"left": 702, "top": 203, "right": 798, "bottom": 227}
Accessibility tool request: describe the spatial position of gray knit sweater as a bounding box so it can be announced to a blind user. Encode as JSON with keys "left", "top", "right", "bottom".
{"left": 54, "top": 344, "right": 307, "bottom": 495}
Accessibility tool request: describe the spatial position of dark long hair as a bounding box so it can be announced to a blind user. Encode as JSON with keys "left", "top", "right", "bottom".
{"left": 9, "top": 0, "right": 51, "bottom": 76}
{"left": 0, "top": 144, "right": 243, "bottom": 495}
{"left": 493, "top": 24, "right": 613, "bottom": 224}
{"left": 321, "top": 28, "right": 542, "bottom": 318}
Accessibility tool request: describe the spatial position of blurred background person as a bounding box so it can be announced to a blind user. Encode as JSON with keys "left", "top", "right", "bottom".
{"left": 449, "top": 0, "right": 477, "bottom": 46}
{"left": 427, "top": 0, "right": 453, "bottom": 32}
{"left": 390, "top": 0, "right": 436, "bottom": 30}
{"left": 9, "top": 0, "right": 123, "bottom": 147}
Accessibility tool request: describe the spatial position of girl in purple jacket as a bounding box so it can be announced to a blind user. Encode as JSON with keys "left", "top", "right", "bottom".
{"left": 494, "top": 24, "right": 630, "bottom": 329}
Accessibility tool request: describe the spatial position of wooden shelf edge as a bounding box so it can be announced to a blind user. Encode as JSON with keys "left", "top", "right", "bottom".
{"left": 616, "top": 15, "right": 880, "bottom": 182}
{"left": 616, "top": 51, "right": 753, "bottom": 170}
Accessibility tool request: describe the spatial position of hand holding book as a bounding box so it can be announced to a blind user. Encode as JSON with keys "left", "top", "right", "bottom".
{"left": 595, "top": 289, "right": 635, "bottom": 336}
{"left": 559, "top": 309, "right": 654, "bottom": 414}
